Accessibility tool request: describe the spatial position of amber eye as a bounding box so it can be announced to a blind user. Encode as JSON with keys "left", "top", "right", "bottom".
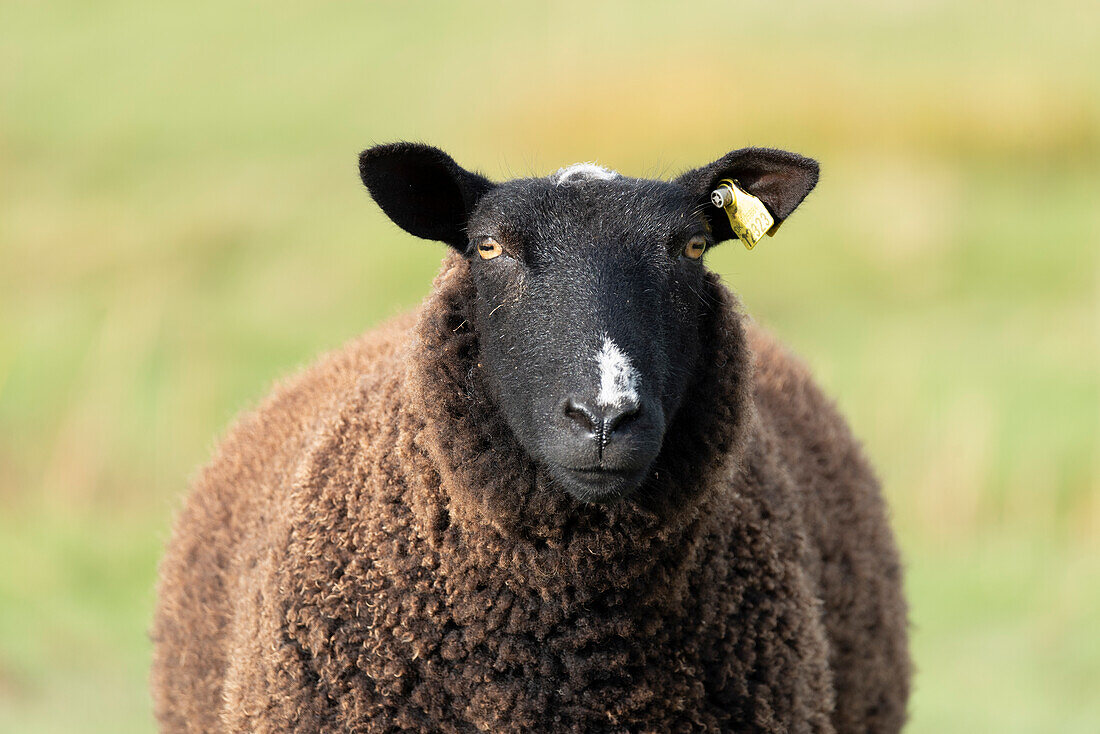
{"left": 477, "top": 238, "right": 503, "bottom": 260}
{"left": 684, "top": 235, "right": 707, "bottom": 260}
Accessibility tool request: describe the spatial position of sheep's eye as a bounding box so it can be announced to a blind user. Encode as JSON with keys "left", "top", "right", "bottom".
{"left": 683, "top": 235, "right": 707, "bottom": 260}
{"left": 477, "top": 238, "right": 503, "bottom": 260}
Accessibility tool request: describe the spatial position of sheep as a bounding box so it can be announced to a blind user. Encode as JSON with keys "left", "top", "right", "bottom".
{"left": 151, "top": 142, "right": 910, "bottom": 733}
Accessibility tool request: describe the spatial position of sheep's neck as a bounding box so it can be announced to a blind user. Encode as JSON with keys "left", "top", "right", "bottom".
{"left": 398, "top": 255, "right": 754, "bottom": 592}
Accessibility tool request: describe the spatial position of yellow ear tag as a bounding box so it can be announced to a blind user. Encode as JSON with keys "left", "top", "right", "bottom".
{"left": 710, "top": 179, "right": 776, "bottom": 250}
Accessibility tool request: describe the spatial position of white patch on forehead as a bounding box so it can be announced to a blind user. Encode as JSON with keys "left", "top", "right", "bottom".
{"left": 550, "top": 162, "right": 620, "bottom": 186}
{"left": 596, "top": 336, "right": 640, "bottom": 408}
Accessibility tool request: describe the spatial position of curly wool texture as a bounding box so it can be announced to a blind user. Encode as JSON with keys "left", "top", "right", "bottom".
{"left": 152, "top": 255, "right": 909, "bottom": 733}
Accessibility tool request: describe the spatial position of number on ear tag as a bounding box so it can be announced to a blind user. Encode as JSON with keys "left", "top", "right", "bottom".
{"left": 710, "top": 179, "right": 776, "bottom": 250}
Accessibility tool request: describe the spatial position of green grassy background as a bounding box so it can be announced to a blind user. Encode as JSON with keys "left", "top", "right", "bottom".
{"left": 1, "top": 1, "right": 1097, "bottom": 731}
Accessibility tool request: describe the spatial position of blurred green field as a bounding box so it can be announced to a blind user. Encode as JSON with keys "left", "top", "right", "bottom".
{"left": 1, "top": 1, "right": 1097, "bottom": 731}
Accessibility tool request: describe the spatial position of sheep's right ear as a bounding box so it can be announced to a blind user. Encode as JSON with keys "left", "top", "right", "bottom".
{"left": 359, "top": 143, "right": 495, "bottom": 251}
{"left": 674, "top": 148, "right": 819, "bottom": 244}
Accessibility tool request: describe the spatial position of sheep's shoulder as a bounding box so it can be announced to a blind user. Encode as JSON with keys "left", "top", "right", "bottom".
{"left": 189, "top": 312, "right": 415, "bottom": 515}
{"left": 741, "top": 318, "right": 889, "bottom": 570}
{"left": 743, "top": 324, "right": 909, "bottom": 732}
{"left": 743, "top": 321, "right": 854, "bottom": 454}
{"left": 153, "top": 313, "right": 417, "bottom": 730}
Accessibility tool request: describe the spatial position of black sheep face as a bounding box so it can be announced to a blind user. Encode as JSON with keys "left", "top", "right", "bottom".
{"left": 360, "top": 143, "right": 818, "bottom": 503}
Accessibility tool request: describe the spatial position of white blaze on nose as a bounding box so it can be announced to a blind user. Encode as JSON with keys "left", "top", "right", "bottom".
{"left": 596, "top": 337, "right": 640, "bottom": 408}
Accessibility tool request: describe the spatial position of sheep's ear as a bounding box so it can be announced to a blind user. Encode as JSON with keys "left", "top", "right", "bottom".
{"left": 674, "top": 148, "right": 819, "bottom": 243}
{"left": 359, "top": 142, "right": 495, "bottom": 251}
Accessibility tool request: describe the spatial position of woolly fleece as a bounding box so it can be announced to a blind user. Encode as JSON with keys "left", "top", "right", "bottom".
{"left": 151, "top": 255, "right": 909, "bottom": 733}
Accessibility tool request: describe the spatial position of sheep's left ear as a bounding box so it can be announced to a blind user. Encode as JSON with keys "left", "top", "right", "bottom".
{"left": 674, "top": 148, "right": 819, "bottom": 243}
{"left": 359, "top": 142, "right": 495, "bottom": 251}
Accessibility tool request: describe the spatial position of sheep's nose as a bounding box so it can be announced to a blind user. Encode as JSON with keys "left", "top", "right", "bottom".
{"left": 562, "top": 396, "right": 641, "bottom": 442}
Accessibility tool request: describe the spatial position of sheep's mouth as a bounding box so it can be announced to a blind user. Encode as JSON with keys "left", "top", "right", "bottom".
{"left": 565, "top": 465, "right": 632, "bottom": 476}
{"left": 552, "top": 464, "right": 649, "bottom": 503}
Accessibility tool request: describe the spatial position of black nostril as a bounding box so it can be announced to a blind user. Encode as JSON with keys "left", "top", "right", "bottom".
{"left": 563, "top": 397, "right": 641, "bottom": 442}
{"left": 564, "top": 398, "right": 599, "bottom": 433}
{"left": 604, "top": 403, "right": 641, "bottom": 435}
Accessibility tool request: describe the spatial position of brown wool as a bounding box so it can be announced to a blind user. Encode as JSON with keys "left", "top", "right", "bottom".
{"left": 151, "top": 255, "right": 909, "bottom": 733}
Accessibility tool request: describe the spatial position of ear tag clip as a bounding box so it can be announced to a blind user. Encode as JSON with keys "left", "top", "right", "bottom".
{"left": 710, "top": 179, "right": 777, "bottom": 250}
